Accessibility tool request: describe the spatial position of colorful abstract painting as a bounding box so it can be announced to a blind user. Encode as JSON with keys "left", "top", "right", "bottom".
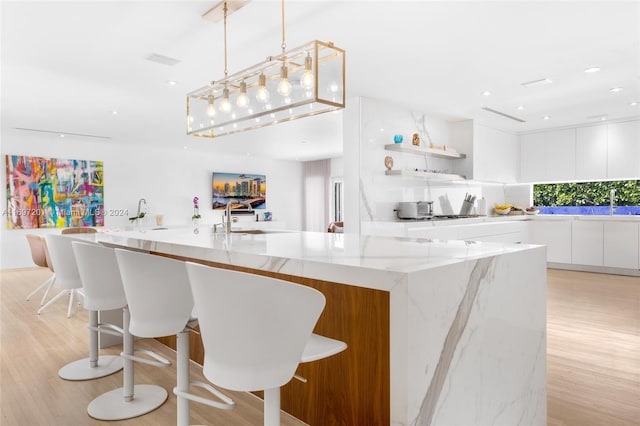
{"left": 212, "top": 172, "right": 266, "bottom": 210}
{"left": 5, "top": 155, "right": 104, "bottom": 229}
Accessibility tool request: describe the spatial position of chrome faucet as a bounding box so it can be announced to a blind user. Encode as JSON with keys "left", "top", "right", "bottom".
{"left": 222, "top": 200, "right": 253, "bottom": 234}
{"left": 136, "top": 198, "right": 147, "bottom": 218}
{"left": 225, "top": 202, "right": 232, "bottom": 234}
{"left": 609, "top": 189, "right": 616, "bottom": 216}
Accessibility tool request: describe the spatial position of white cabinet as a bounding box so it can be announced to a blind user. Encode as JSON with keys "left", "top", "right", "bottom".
{"left": 472, "top": 124, "right": 518, "bottom": 183}
{"left": 520, "top": 129, "right": 575, "bottom": 182}
{"left": 603, "top": 222, "right": 639, "bottom": 269}
{"left": 571, "top": 221, "right": 603, "bottom": 266}
{"left": 607, "top": 121, "right": 640, "bottom": 179}
{"left": 520, "top": 133, "right": 547, "bottom": 182}
{"left": 519, "top": 120, "right": 640, "bottom": 183}
{"left": 546, "top": 129, "right": 576, "bottom": 181}
{"left": 528, "top": 220, "right": 572, "bottom": 263}
{"left": 576, "top": 125, "right": 607, "bottom": 180}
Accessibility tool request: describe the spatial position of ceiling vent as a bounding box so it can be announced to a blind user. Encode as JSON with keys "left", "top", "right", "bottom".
{"left": 481, "top": 107, "right": 526, "bottom": 123}
{"left": 520, "top": 78, "right": 552, "bottom": 88}
{"left": 145, "top": 53, "right": 181, "bottom": 66}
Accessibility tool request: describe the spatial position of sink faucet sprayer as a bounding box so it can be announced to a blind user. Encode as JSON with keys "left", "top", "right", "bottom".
{"left": 609, "top": 189, "right": 616, "bottom": 216}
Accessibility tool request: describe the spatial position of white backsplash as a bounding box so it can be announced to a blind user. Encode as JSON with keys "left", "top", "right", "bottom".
{"left": 348, "top": 97, "right": 518, "bottom": 223}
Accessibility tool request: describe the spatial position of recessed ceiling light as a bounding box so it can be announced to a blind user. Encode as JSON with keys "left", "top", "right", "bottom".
{"left": 543, "top": 115, "right": 550, "bottom": 120}
{"left": 609, "top": 87, "right": 624, "bottom": 93}
{"left": 59, "top": 134, "right": 65, "bottom": 138}
{"left": 183, "top": 146, "right": 188, "bottom": 150}
{"left": 516, "top": 105, "right": 524, "bottom": 110}
{"left": 166, "top": 80, "right": 177, "bottom": 86}
{"left": 600, "top": 116, "right": 607, "bottom": 121}
{"left": 630, "top": 101, "right": 639, "bottom": 107}
{"left": 112, "top": 110, "right": 119, "bottom": 115}
{"left": 379, "top": 128, "right": 384, "bottom": 132}
{"left": 482, "top": 90, "right": 491, "bottom": 96}
{"left": 521, "top": 78, "right": 553, "bottom": 88}
{"left": 584, "top": 66, "right": 601, "bottom": 73}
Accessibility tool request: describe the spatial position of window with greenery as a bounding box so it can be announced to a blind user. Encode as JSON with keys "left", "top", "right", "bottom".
{"left": 533, "top": 180, "right": 640, "bottom": 215}
{"left": 534, "top": 180, "right": 640, "bottom": 206}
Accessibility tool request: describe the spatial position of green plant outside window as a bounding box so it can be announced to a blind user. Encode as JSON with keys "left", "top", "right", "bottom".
{"left": 534, "top": 180, "right": 640, "bottom": 206}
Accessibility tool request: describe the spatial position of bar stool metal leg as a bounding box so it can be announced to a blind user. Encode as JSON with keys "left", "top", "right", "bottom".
{"left": 87, "top": 307, "right": 168, "bottom": 420}
{"left": 58, "top": 310, "right": 123, "bottom": 380}
{"left": 176, "top": 330, "right": 190, "bottom": 426}
{"left": 263, "top": 387, "right": 280, "bottom": 426}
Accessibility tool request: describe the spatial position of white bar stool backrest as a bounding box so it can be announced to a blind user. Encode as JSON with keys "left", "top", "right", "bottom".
{"left": 114, "top": 249, "right": 194, "bottom": 338}
{"left": 71, "top": 241, "right": 127, "bottom": 312}
{"left": 44, "top": 234, "right": 91, "bottom": 290}
{"left": 185, "top": 262, "right": 326, "bottom": 392}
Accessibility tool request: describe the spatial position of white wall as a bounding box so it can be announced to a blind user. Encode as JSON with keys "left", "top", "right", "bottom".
{"left": 1, "top": 132, "right": 303, "bottom": 269}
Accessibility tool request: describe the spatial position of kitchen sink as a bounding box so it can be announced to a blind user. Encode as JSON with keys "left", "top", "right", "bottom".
{"left": 229, "top": 229, "right": 288, "bottom": 234}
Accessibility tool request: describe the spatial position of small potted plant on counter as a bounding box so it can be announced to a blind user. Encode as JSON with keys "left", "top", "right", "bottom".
{"left": 192, "top": 196, "right": 201, "bottom": 230}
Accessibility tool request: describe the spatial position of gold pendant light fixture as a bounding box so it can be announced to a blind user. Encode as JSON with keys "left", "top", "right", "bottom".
{"left": 187, "top": 0, "right": 345, "bottom": 138}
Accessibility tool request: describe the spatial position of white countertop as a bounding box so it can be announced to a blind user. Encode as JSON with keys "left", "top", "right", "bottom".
{"left": 371, "top": 213, "right": 640, "bottom": 226}
{"left": 95, "top": 228, "right": 538, "bottom": 291}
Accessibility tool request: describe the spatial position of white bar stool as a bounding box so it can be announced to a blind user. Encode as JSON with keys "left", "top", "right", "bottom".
{"left": 54, "top": 239, "right": 124, "bottom": 381}
{"left": 72, "top": 243, "right": 168, "bottom": 420}
{"left": 41, "top": 234, "right": 87, "bottom": 318}
{"left": 114, "top": 249, "right": 219, "bottom": 426}
{"left": 183, "top": 262, "right": 347, "bottom": 426}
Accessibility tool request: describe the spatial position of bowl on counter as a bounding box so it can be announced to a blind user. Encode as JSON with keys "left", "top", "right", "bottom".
{"left": 524, "top": 208, "right": 540, "bottom": 215}
{"left": 494, "top": 207, "right": 511, "bottom": 215}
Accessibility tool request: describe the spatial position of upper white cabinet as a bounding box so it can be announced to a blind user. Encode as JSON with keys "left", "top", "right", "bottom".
{"left": 519, "top": 119, "right": 640, "bottom": 183}
{"left": 520, "top": 132, "right": 547, "bottom": 182}
{"left": 607, "top": 120, "right": 640, "bottom": 179}
{"left": 576, "top": 125, "right": 607, "bottom": 180}
{"left": 546, "top": 129, "right": 576, "bottom": 181}
{"left": 472, "top": 124, "right": 518, "bottom": 183}
{"left": 449, "top": 120, "right": 518, "bottom": 183}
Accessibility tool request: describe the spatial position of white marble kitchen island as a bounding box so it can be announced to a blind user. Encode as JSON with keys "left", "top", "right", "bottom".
{"left": 96, "top": 228, "right": 546, "bottom": 426}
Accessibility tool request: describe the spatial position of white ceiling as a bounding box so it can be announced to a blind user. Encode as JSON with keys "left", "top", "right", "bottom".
{"left": 2, "top": 1, "right": 639, "bottom": 161}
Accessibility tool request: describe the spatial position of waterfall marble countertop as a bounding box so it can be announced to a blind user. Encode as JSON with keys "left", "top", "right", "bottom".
{"left": 96, "top": 228, "right": 547, "bottom": 425}
{"left": 95, "top": 228, "right": 539, "bottom": 291}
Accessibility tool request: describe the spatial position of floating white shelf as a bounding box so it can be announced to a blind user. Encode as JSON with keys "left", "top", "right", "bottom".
{"left": 384, "top": 144, "right": 466, "bottom": 159}
{"left": 385, "top": 169, "right": 466, "bottom": 180}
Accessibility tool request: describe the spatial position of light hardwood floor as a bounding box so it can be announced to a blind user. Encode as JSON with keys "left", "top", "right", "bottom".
{"left": 0, "top": 268, "right": 305, "bottom": 426}
{"left": 546, "top": 269, "right": 640, "bottom": 426}
{"left": 1, "top": 267, "right": 639, "bottom": 425}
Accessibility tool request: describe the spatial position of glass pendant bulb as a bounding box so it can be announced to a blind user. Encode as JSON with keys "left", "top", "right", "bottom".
{"left": 220, "top": 87, "right": 232, "bottom": 113}
{"left": 236, "top": 81, "right": 249, "bottom": 108}
{"left": 277, "top": 65, "right": 292, "bottom": 96}
{"left": 207, "top": 94, "right": 216, "bottom": 117}
{"left": 256, "top": 73, "right": 270, "bottom": 103}
{"left": 300, "top": 54, "right": 314, "bottom": 90}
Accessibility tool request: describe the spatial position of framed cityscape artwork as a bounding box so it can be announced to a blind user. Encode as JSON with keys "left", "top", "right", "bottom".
{"left": 212, "top": 172, "right": 266, "bottom": 211}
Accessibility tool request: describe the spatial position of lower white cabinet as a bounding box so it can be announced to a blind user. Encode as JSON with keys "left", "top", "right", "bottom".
{"left": 603, "top": 222, "right": 640, "bottom": 269}
{"left": 529, "top": 221, "right": 572, "bottom": 263}
{"left": 571, "top": 221, "right": 603, "bottom": 266}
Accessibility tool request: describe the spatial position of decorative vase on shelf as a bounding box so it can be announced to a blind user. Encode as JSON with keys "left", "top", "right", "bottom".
{"left": 393, "top": 134, "right": 403, "bottom": 144}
